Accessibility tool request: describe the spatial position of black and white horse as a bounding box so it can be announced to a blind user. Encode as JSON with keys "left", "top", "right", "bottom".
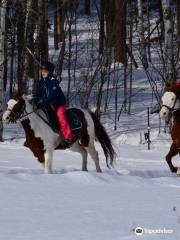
{"left": 3, "top": 92, "right": 115, "bottom": 174}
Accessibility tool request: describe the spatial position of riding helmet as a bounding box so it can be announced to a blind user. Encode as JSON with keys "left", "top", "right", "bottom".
{"left": 41, "top": 61, "right": 55, "bottom": 74}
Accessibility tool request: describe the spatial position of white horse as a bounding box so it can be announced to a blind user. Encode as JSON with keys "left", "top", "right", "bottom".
{"left": 160, "top": 85, "right": 180, "bottom": 174}
{"left": 3, "top": 91, "right": 115, "bottom": 174}
{"left": 160, "top": 91, "right": 179, "bottom": 122}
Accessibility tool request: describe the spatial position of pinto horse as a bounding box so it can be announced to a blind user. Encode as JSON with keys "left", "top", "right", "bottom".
{"left": 160, "top": 83, "right": 180, "bottom": 174}
{"left": 3, "top": 91, "right": 115, "bottom": 174}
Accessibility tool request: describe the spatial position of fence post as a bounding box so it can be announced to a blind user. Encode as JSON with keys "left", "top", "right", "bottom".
{"left": 147, "top": 107, "right": 151, "bottom": 150}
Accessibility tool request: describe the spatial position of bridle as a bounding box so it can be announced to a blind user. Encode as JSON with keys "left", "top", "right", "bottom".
{"left": 161, "top": 95, "right": 179, "bottom": 113}
{"left": 7, "top": 101, "right": 50, "bottom": 126}
{"left": 7, "top": 102, "right": 35, "bottom": 122}
{"left": 161, "top": 95, "right": 180, "bottom": 124}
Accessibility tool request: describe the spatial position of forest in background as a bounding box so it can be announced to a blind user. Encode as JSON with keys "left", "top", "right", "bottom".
{"left": 0, "top": 0, "right": 180, "bottom": 141}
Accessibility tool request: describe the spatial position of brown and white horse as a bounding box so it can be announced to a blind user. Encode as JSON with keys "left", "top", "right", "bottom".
{"left": 3, "top": 91, "right": 115, "bottom": 174}
{"left": 160, "top": 84, "right": 180, "bottom": 174}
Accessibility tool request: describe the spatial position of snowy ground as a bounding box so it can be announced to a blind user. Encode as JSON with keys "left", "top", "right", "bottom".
{"left": 1, "top": 3, "right": 180, "bottom": 239}
{"left": 0, "top": 124, "right": 180, "bottom": 240}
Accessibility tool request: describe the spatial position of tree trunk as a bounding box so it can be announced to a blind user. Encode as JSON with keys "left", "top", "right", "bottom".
{"left": 21, "top": 0, "right": 34, "bottom": 93}
{"left": 114, "top": 0, "right": 127, "bottom": 64}
{"left": 10, "top": 32, "right": 15, "bottom": 97}
{"left": 54, "top": 0, "right": 65, "bottom": 49}
{"left": 158, "top": 0, "right": 164, "bottom": 40}
{"left": 17, "top": 2, "right": 26, "bottom": 91}
{"left": 0, "top": 0, "right": 6, "bottom": 141}
{"left": 137, "top": 0, "right": 148, "bottom": 69}
{"left": 177, "top": 0, "right": 180, "bottom": 47}
{"left": 161, "top": 0, "right": 175, "bottom": 84}
{"left": 147, "top": 0, "right": 151, "bottom": 62}
{"left": 37, "top": 0, "right": 49, "bottom": 64}
{"left": 99, "top": 0, "right": 105, "bottom": 54}
{"left": 84, "top": 0, "right": 91, "bottom": 16}
{"left": 104, "top": 0, "right": 115, "bottom": 48}
{"left": 128, "top": 0, "right": 133, "bottom": 114}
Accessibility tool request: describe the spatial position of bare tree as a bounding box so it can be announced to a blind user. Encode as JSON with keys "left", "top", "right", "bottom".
{"left": 177, "top": 0, "right": 180, "bottom": 48}
{"left": 21, "top": 0, "right": 36, "bottom": 93}
{"left": 0, "top": 0, "right": 6, "bottom": 141}
{"left": 37, "top": 0, "right": 49, "bottom": 64}
{"left": 99, "top": 0, "right": 105, "bottom": 54}
{"left": 158, "top": 0, "right": 164, "bottom": 39}
{"left": 104, "top": 0, "right": 115, "bottom": 48}
{"left": 54, "top": 0, "right": 65, "bottom": 49}
{"left": 161, "top": 0, "right": 175, "bottom": 83}
{"left": 114, "top": 0, "right": 127, "bottom": 64}
{"left": 84, "top": 0, "right": 90, "bottom": 15}
{"left": 17, "top": 1, "right": 26, "bottom": 91}
{"left": 137, "top": 0, "right": 148, "bottom": 69}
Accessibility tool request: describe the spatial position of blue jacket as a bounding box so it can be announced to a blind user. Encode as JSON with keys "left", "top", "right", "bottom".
{"left": 33, "top": 75, "right": 66, "bottom": 109}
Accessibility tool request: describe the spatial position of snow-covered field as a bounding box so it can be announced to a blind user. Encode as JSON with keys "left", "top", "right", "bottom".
{"left": 0, "top": 124, "right": 180, "bottom": 240}
{"left": 1, "top": 3, "right": 180, "bottom": 239}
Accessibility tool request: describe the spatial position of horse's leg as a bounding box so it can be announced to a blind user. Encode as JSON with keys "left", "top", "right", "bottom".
{"left": 86, "top": 143, "right": 102, "bottom": 173}
{"left": 70, "top": 142, "right": 88, "bottom": 171}
{"left": 166, "top": 143, "right": 178, "bottom": 173}
{"left": 44, "top": 148, "right": 53, "bottom": 174}
{"left": 40, "top": 162, "right": 45, "bottom": 169}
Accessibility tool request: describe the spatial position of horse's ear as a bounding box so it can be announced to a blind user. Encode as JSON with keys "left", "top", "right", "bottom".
{"left": 165, "top": 83, "right": 171, "bottom": 88}
{"left": 165, "top": 82, "right": 180, "bottom": 96}
{"left": 12, "top": 91, "right": 23, "bottom": 101}
{"left": 164, "top": 84, "right": 171, "bottom": 92}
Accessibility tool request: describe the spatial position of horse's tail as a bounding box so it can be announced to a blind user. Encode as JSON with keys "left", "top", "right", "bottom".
{"left": 89, "top": 111, "right": 115, "bottom": 168}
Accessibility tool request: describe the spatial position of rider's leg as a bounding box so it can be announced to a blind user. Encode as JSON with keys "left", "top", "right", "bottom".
{"left": 56, "top": 105, "right": 73, "bottom": 140}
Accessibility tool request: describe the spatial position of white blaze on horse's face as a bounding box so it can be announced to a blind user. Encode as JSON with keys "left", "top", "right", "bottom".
{"left": 160, "top": 92, "right": 177, "bottom": 120}
{"left": 2, "top": 99, "right": 17, "bottom": 124}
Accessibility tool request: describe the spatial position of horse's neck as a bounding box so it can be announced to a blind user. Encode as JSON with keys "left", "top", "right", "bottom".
{"left": 175, "top": 98, "right": 180, "bottom": 109}
{"left": 21, "top": 119, "right": 32, "bottom": 135}
{"left": 25, "top": 100, "right": 47, "bottom": 122}
{"left": 23, "top": 100, "right": 58, "bottom": 138}
{"left": 25, "top": 100, "right": 33, "bottom": 112}
{"left": 173, "top": 110, "right": 180, "bottom": 123}
{"left": 20, "top": 101, "right": 35, "bottom": 135}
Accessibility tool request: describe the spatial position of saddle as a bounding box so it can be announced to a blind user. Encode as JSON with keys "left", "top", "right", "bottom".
{"left": 42, "top": 107, "right": 82, "bottom": 136}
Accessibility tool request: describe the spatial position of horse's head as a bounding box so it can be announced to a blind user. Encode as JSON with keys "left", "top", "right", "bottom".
{"left": 3, "top": 91, "right": 25, "bottom": 124}
{"left": 160, "top": 84, "right": 180, "bottom": 122}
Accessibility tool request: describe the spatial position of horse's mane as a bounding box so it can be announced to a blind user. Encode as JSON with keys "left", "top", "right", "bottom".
{"left": 11, "top": 90, "right": 23, "bottom": 101}
{"left": 165, "top": 83, "right": 180, "bottom": 98}
{"left": 10, "top": 91, "right": 48, "bottom": 123}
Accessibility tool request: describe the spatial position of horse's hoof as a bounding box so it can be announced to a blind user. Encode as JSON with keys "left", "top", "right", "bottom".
{"left": 82, "top": 168, "right": 88, "bottom": 172}
{"left": 171, "top": 167, "right": 178, "bottom": 173}
{"left": 176, "top": 168, "right": 180, "bottom": 176}
{"left": 44, "top": 170, "right": 53, "bottom": 174}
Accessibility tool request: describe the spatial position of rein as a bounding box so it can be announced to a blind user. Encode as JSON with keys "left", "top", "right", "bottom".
{"left": 161, "top": 96, "right": 180, "bottom": 124}
{"left": 7, "top": 102, "right": 55, "bottom": 129}
{"left": 19, "top": 110, "right": 36, "bottom": 120}
{"left": 161, "top": 96, "right": 178, "bottom": 113}
{"left": 19, "top": 104, "right": 53, "bottom": 128}
{"left": 7, "top": 105, "right": 34, "bottom": 121}
{"left": 7, "top": 105, "right": 36, "bottom": 122}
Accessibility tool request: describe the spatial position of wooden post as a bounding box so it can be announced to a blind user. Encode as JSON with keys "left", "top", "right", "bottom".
{"left": 147, "top": 107, "right": 151, "bottom": 150}
{"left": 0, "top": 0, "right": 6, "bottom": 141}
